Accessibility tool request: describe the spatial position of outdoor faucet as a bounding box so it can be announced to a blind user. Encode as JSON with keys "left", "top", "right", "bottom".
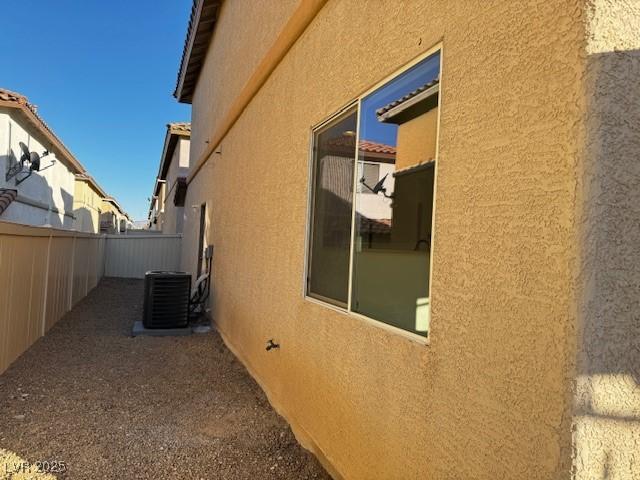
{"left": 266, "top": 339, "right": 280, "bottom": 351}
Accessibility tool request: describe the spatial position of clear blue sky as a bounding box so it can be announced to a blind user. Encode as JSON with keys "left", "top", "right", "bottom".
{"left": 1, "top": 0, "right": 192, "bottom": 220}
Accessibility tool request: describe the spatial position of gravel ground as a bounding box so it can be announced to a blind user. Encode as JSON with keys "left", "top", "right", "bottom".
{"left": 0, "top": 278, "right": 330, "bottom": 480}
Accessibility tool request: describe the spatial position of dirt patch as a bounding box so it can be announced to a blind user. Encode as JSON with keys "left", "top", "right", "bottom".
{"left": 0, "top": 278, "right": 330, "bottom": 479}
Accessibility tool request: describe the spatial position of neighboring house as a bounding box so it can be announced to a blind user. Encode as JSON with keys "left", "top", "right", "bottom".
{"left": 100, "top": 197, "right": 130, "bottom": 234}
{"left": 147, "top": 122, "right": 190, "bottom": 233}
{"left": 172, "top": 1, "right": 640, "bottom": 479}
{"left": 147, "top": 192, "right": 162, "bottom": 231}
{"left": 131, "top": 220, "right": 149, "bottom": 230}
{"left": 0, "top": 89, "right": 85, "bottom": 228}
{"left": 73, "top": 173, "right": 107, "bottom": 233}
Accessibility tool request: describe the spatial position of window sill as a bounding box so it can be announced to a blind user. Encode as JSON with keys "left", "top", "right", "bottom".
{"left": 303, "top": 295, "right": 430, "bottom": 346}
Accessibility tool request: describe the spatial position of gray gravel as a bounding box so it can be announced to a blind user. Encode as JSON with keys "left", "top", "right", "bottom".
{"left": 0, "top": 278, "right": 330, "bottom": 479}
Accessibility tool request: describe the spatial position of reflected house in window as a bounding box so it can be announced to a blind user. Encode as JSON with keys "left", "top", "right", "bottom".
{"left": 309, "top": 126, "right": 397, "bottom": 306}
{"left": 376, "top": 77, "right": 439, "bottom": 253}
{"left": 322, "top": 135, "right": 396, "bottom": 246}
{"left": 307, "top": 52, "right": 441, "bottom": 335}
{"left": 354, "top": 140, "right": 396, "bottom": 247}
{"left": 351, "top": 54, "right": 440, "bottom": 336}
{"left": 307, "top": 113, "right": 356, "bottom": 306}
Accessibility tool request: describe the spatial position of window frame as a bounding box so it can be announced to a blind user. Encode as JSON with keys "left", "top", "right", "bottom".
{"left": 304, "top": 103, "right": 358, "bottom": 308}
{"left": 303, "top": 44, "right": 443, "bottom": 345}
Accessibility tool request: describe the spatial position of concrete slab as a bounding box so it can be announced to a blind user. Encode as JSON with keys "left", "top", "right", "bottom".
{"left": 132, "top": 320, "right": 192, "bottom": 337}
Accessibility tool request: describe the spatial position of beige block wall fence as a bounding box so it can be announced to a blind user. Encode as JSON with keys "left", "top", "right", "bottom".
{"left": 0, "top": 221, "right": 105, "bottom": 375}
{"left": 181, "top": 0, "right": 640, "bottom": 479}
{"left": 0, "top": 223, "right": 183, "bottom": 376}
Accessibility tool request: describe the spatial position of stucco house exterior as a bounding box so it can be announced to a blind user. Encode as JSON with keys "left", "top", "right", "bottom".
{"left": 0, "top": 88, "right": 127, "bottom": 234}
{"left": 172, "top": 1, "right": 640, "bottom": 478}
{"left": 73, "top": 173, "right": 108, "bottom": 233}
{"left": 100, "top": 197, "right": 131, "bottom": 234}
{"left": 147, "top": 122, "right": 190, "bottom": 233}
{"left": 0, "top": 89, "right": 84, "bottom": 229}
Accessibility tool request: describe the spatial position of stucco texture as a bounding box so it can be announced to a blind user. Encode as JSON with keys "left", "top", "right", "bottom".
{"left": 182, "top": 1, "right": 639, "bottom": 478}
{"left": 161, "top": 137, "right": 190, "bottom": 235}
{"left": 572, "top": 1, "right": 640, "bottom": 478}
{"left": 73, "top": 180, "right": 102, "bottom": 233}
{"left": 0, "top": 110, "right": 76, "bottom": 229}
{"left": 189, "top": 0, "right": 300, "bottom": 166}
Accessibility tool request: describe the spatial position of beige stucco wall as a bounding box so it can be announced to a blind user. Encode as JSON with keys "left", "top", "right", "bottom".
{"left": 395, "top": 107, "right": 438, "bottom": 170}
{"left": 189, "top": 0, "right": 300, "bottom": 165}
{"left": 182, "top": 1, "right": 638, "bottom": 478}
{"left": 0, "top": 110, "right": 77, "bottom": 229}
{"left": 100, "top": 200, "right": 125, "bottom": 234}
{"left": 73, "top": 180, "right": 102, "bottom": 233}
{"left": 161, "top": 138, "right": 189, "bottom": 235}
{"left": 572, "top": 1, "right": 640, "bottom": 478}
{"left": 181, "top": 159, "right": 212, "bottom": 277}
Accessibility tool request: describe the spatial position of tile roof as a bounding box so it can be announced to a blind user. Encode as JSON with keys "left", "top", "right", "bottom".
{"left": 375, "top": 78, "right": 440, "bottom": 120}
{"left": 174, "top": 0, "right": 222, "bottom": 103}
{"left": 0, "top": 189, "right": 17, "bottom": 216}
{"left": 359, "top": 140, "right": 396, "bottom": 155}
{"left": 0, "top": 88, "right": 85, "bottom": 174}
{"left": 326, "top": 137, "right": 396, "bottom": 156}
{"left": 0, "top": 89, "right": 35, "bottom": 112}
{"left": 167, "top": 122, "right": 191, "bottom": 136}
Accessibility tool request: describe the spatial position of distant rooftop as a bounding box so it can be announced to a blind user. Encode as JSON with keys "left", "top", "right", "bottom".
{"left": 168, "top": 122, "right": 191, "bottom": 136}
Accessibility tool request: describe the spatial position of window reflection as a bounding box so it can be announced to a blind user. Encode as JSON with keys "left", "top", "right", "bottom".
{"left": 352, "top": 52, "right": 440, "bottom": 335}
{"left": 307, "top": 109, "right": 357, "bottom": 306}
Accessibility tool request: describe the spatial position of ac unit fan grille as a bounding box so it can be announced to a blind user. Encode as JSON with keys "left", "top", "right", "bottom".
{"left": 143, "top": 271, "right": 191, "bottom": 329}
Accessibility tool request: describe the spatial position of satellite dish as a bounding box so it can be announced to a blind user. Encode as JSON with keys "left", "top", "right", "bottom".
{"left": 372, "top": 173, "right": 388, "bottom": 194}
{"left": 29, "top": 152, "right": 41, "bottom": 171}
{"left": 359, "top": 172, "right": 393, "bottom": 198}
{"left": 19, "top": 142, "right": 30, "bottom": 163}
{"left": 10, "top": 143, "right": 52, "bottom": 184}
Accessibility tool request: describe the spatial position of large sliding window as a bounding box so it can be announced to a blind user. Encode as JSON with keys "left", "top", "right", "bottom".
{"left": 306, "top": 50, "right": 440, "bottom": 337}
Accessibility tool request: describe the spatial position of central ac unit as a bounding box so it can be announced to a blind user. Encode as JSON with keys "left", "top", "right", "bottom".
{"left": 143, "top": 271, "right": 191, "bottom": 329}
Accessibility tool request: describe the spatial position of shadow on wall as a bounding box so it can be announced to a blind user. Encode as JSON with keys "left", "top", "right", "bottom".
{"left": 574, "top": 48, "right": 640, "bottom": 479}
{"left": 74, "top": 205, "right": 96, "bottom": 234}
{"left": 0, "top": 147, "right": 73, "bottom": 229}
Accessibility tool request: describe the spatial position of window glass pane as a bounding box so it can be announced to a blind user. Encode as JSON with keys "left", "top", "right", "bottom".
{"left": 351, "top": 52, "right": 440, "bottom": 336}
{"left": 307, "top": 109, "right": 357, "bottom": 306}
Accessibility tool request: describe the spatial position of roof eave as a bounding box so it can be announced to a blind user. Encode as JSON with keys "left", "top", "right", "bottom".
{"left": 377, "top": 83, "right": 440, "bottom": 124}
{"left": 75, "top": 174, "right": 108, "bottom": 198}
{"left": 104, "top": 197, "right": 129, "bottom": 217}
{"left": 156, "top": 125, "right": 190, "bottom": 188}
{"left": 174, "top": 0, "right": 222, "bottom": 104}
{"left": 0, "top": 100, "right": 86, "bottom": 174}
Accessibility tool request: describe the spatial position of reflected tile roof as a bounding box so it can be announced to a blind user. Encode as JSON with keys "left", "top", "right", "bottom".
{"left": 375, "top": 78, "right": 440, "bottom": 119}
